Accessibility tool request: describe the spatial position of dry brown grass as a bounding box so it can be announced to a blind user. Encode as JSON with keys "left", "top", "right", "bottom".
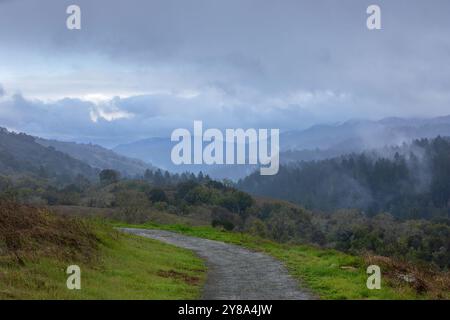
{"left": 365, "top": 254, "right": 450, "bottom": 299}
{"left": 157, "top": 269, "right": 202, "bottom": 285}
{"left": 0, "top": 201, "right": 100, "bottom": 265}
{"left": 51, "top": 204, "right": 211, "bottom": 226}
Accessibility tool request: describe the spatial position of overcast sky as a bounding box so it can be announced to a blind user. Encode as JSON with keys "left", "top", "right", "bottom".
{"left": 0, "top": 0, "right": 449, "bottom": 146}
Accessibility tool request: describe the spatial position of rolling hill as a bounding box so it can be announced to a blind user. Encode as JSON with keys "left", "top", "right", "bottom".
{"left": 113, "top": 115, "right": 450, "bottom": 180}
{"left": 0, "top": 127, "right": 97, "bottom": 181}
{"left": 36, "top": 138, "right": 154, "bottom": 177}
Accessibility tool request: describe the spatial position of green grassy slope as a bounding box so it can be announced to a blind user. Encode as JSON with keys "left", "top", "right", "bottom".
{"left": 0, "top": 230, "right": 206, "bottom": 300}
{"left": 117, "top": 222, "right": 448, "bottom": 300}
{"left": 0, "top": 203, "right": 206, "bottom": 300}
{"left": 2, "top": 201, "right": 446, "bottom": 300}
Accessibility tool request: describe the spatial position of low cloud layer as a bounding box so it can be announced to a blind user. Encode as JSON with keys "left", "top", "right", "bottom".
{"left": 1, "top": 0, "right": 450, "bottom": 146}
{"left": 0, "top": 89, "right": 354, "bottom": 146}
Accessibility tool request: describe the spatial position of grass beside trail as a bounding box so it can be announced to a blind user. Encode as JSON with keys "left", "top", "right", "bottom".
{"left": 116, "top": 222, "right": 440, "bottom": 300}
{"left": 0, "top": 231, "right": 206, "bottom": 299}
{"left": 0, "top": 203, "right": 206, "bottom": 299}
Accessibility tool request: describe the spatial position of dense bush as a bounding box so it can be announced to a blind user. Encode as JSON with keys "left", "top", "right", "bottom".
{"left": 1, "top": 163, "right": 449, "bottom": 269}
{"left": 147, "top": 188, "right": 168, "bottom": 203}
{"left": 99, "top": 169, "right": 120, "bottom": 185}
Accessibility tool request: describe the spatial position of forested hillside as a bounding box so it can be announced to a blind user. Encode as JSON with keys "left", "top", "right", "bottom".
{"left": 3, "top": 165, "right": 448, "bottom": 270}
{"left": 36, "top": 138, "right": 154, "bottom": 177}
{"left": 1, "top": 126, "right": 449, "bottom": 271}
{"left": 238, "top": 137, "right": 450, "bottom": 220}
{"left": 0, "top": 128, "right": 97, "bottom": 183}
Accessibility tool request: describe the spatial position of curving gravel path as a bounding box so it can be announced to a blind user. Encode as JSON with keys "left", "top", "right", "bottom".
{"left": 120, "top": 228, "right": 312, "bottom": 300}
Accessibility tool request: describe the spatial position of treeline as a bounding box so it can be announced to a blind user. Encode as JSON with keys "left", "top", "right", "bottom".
{"left": 247, "top": 204, "right": 449, "bottom": 269}
{"left": 2, "top": 137, "right": 450, "bottom": 269}
{"left": 2, "top": 167, "right": 449, "bottom": 269}
{"left": 238, "top": 137, "right": 450, "bottom": 220}
{"left": 0, "top": 168, "right": 251, "bottom": 229}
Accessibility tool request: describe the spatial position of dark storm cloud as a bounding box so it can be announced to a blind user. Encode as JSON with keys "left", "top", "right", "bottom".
{"left": 1, "top": 0, "right": 450, "bottom": 144}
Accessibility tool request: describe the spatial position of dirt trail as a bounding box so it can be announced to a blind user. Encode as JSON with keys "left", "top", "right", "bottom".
{"left": 121, "top": 228, "right": 312, "bottom": 300}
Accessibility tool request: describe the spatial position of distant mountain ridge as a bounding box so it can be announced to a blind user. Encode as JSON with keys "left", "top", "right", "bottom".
{"left": 36, "top": 138, "right": 154, "bottom": 177}
{"left": 0, "top": 128, "right": 97, "bottom": 181}
{"left": 281, "top": 115, "right": 450, "bottom": 152}
{"left": 113, "top": 137, "right": 258, "bottom": 180}
{"left": 112, "top": 115, "right": 450, "bottom": 179}
{"left": 114, "top": 137, "right": 170, "bottom": 172}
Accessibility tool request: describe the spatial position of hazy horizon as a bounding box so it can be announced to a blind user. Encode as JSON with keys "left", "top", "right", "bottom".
{"left": 2, "top": 113, "right": 450, "bottom": 150}
{"left": 1, "top": 0, "right": 450, "bottom": 147}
